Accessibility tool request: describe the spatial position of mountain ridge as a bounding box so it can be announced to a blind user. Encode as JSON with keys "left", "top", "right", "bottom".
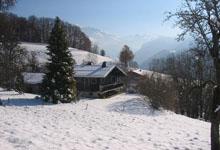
{"left": 82, "top": 27, "right": 154, "bottom": 58}
{"left": 134, "top": 36, "right": 193, "bottom": 68}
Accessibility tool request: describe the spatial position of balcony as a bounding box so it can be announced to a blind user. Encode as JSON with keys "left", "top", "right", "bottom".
{"left": 99, "top": 83, "right": 124, "bottom": 93}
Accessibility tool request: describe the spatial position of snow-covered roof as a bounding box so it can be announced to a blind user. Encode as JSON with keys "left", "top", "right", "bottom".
{"left": 131, "top": 69, "right": 153, "bottom": 76}
{"left": 23, "top": 64, "right": 126, "bottom": 84}
{"left": 130, "top": 68, "right": 171, "bottom": 79}
{"left": 75, "top": 64, "right": 126, "bottom": 78}
{"left": 23, "top": 73, "right": 44, "bottom": 84}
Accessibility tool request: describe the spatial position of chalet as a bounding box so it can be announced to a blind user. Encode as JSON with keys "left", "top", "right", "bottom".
{"left": 23, "top": 62, "right": 127, "bottom": 98}
{"left": 127, "top": 68, "right": 171, "bottom": 93}
{"left": 127, "top": 69, "right": 147, "bottom": 93}
{"left": 75, "top": 62, "right": 126, "bottom": 97}
{"left": 23, "top": 72, "right": 44, "bottom": 94}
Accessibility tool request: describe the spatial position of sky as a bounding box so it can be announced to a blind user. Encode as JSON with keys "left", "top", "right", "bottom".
{"left": 12, "top": 0, "right": 181, "bottom": 37}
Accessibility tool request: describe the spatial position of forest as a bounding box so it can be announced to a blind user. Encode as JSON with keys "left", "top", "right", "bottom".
{"left": 0, "top": 12, "right": 91, "bottom": 51}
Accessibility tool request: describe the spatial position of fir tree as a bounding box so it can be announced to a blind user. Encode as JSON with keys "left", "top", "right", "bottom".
{"left": 100, "top": 49, "right": 106, "bottom": 56}
{"left": 41, "top": 17, "right": 76, "bottom": 104}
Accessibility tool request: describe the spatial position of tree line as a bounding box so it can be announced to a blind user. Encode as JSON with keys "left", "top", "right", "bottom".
{"left": 0, "top": 12, "right": 92, "bottom": 51}
{"left": 139, "top": 0, "right": 220, "bottom": 149}
{"left": 0, "top": 0, "right": 93, "bottom": 91}
{"left": 168, "top": 1, "right": 220, "bottom": 149}
{"left": 138, "top": 45, "right": 218, "bottom": 150}
{"left": 148, "top": 47, "right": 214, "bottom": 120}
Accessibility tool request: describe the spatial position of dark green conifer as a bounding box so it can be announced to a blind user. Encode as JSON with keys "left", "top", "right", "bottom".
{"left": 41, "top": 17, "right": 76, "bottom": 104}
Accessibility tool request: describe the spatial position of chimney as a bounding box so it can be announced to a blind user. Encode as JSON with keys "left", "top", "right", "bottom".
{"left": 102, "top": 61, "right": 107, "bottom": 68}
{"left": 87, "top": 61, "right": 92, "bottom": 65}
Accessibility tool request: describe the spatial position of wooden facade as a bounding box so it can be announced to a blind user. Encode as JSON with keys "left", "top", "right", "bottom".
{"left": 76, "top": 66, "right": 126, "bottom": 98}
{"left": 127, "top": 69, "right": 146, "bottom": 93}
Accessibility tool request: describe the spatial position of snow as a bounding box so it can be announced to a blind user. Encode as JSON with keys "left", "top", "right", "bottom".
{"left": 215, "top": 105, "right": 220, "bottom": 113}
{"left": 20, "top": 42, "right": 114, "bottom": 65}
{"left": 0, "top": 91, "right": 210, "bottom": 150}
{"left": 132, "top": 68, "right": 154, "bottom": 76}
{"left": 75, "top": 64, "right": 126, "bottom": 78}
{"left": 22, "top": 73, "right": 44, "bottom": 84}
{"left": 131, "top": 68, "right": 171, "bottom": 79}
{"left": 22, "top": 65, "right": 126, "bottom": 84}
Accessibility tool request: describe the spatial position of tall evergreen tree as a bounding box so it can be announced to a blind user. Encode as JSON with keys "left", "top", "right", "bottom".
{"left": 41, "top": 17, "right": 76, "bottom": 104}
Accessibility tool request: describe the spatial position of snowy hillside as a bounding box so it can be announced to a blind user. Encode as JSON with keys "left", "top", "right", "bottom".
{"left": 20, "top": 42, "right": 114, "bottom": 65}
{"left": 0, "top": 91, "right": 210, "bottom": 150}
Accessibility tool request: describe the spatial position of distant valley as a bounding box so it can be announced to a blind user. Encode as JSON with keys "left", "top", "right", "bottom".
{"left": 82, "top": 27, "right": 193, "bottom": 68}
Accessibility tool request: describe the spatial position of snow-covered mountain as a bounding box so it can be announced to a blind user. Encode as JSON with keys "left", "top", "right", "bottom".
{"left": 134, "top": 36, "right": 193, "bottom": 68}
{"left": 140, "top": 49, "right": 177, "bottom": 69}
{"left": 121, "top": 34, "right": 156, "bottom": 51}
{"left": 82, "top": 27, "right": 153, "bottom": 58}
{"left": 82, "top": 27, "right": 124, "bottom": 58}
{"left": 82, "top": 27, "right": 193, "bottom": 66}
{"left": 21, "top": 42, "right": 114, "bottom": 65}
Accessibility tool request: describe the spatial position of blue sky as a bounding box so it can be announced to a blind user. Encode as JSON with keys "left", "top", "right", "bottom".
{"left": 12, "top": 0, "right": 181, "bottom": 36}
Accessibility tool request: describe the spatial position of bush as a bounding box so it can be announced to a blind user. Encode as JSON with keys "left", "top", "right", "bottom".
{"left": 138, "top": 73, "right": 178, "bottom": 111}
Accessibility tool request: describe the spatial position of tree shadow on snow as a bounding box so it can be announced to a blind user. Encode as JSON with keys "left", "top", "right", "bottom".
{"left": 1, "top": 98, "right": 46, "bottom": 107}
{"left": 107, "top": 97, "right": 164, "bottom": 116}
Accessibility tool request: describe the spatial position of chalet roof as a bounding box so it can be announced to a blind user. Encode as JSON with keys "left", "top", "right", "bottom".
{"left": 23, "top": 72, "right": 44, "bottom": 84}
{"left": 131, "top": 69, "right": 151, "bottom": 76}
{"left": 23, "top": 64, "right": 126, "bottom": 84}
{"left": 129, "top": 68, "right": 171, "bottom": 79}
{"left": 74, "top": 64, "right": 126, "bottom": 78}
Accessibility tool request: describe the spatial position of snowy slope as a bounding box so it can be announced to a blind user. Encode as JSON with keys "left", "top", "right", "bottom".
{"left": 20, "top": 42, "right": 114, "bottom": 65}
{"left": 0, "top": 91, "right": 210, "bottom": 150}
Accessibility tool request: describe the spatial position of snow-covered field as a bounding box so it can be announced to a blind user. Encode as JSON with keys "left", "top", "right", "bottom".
{"left": 0, "top": 91, "right": 210, "bottom": 150}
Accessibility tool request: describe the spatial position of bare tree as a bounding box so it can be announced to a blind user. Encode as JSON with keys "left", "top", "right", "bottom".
{"left": 166, "top": 1, "right": 220, "bottom": 149}
{"left": 138, "top": 73, "right": 178, "bottom": 111}
{"left": 0, "top": 0, "right": 16, "bottom": 12}
{"left": 150, "top": 47, "right": 215, "bottom": 120}
{"left": 119, "top": 45, "right": 134, "bottom": 69}
{"left": 85, "top": 52, "right": 97, "bottom": 64}
{"left": 91, "top": 44, "right": 99, "bottom": 54}
{"left": 0, "top": 14, "right": 26, "bottom": 90}
{"left": 27, "top": 51, "right": 40, "bottom": 72}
